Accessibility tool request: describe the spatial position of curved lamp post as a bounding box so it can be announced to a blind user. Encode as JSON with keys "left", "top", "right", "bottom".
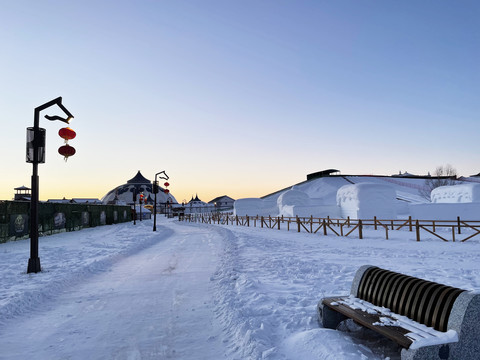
{"left": 153, "top": 170, "right": 169, "bottom": 231}
{"left": 27, "top": 97, "right": 74, "bottom": 273}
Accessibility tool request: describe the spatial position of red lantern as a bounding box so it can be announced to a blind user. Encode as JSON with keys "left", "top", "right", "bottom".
{"left": 164, "top": 182, "right": 169, "bottom": 187}
{"left": 58, "top": 127, "right": 76, "bottom": 143}
{"left": 58, "top": 144, "right": 76, "bottom": 161}
{"left": 164, "top": 189, "right": 170, "bottom": 194}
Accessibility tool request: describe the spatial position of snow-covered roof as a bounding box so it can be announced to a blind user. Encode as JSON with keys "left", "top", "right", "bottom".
{"left": 208, "top": 195, "right": 235, "bottom": 204}
{"left": 126, "top": 171, "right": 151, "bottom": 184}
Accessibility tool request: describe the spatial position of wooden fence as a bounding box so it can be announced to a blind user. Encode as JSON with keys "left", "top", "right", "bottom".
{"left": 181, "top": 214, "right": 480, "bottom": 242}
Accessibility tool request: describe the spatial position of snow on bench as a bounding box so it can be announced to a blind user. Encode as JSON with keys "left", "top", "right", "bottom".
{"left": 318, "top": 265, "right": 480, "bottom": 360}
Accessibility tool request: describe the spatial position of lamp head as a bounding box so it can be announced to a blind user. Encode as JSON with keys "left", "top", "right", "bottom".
{"left": 44, "top": 114, "right": 73, "bottom": 124}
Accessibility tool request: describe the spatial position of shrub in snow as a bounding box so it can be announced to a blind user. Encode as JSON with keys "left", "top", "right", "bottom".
{"left": 336, "top": 183, "right": 397, "bottom": 219}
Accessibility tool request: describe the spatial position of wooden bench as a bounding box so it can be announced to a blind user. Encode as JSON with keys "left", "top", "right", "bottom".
{"left": 318, "top": 265, "right": 480, "bottom": 360}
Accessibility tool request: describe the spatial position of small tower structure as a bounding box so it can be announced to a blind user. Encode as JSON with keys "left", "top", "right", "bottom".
{"left": 14, "top": 185, "right": 31, "bottom": 201}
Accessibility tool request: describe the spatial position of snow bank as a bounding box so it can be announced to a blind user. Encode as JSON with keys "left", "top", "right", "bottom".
{"left": 237, "top": 181, "right": 480, "bottom": 220}
{"left": 410, "top": 203, "right": 480, "bottom": 221}
{"left": 233, "top": 198, "right": 277, "bottom": 216}
{"left": 431, "top": 184, "right": 480, "bottom": 203}
{"left": 336, "top": 183, "right": 397, "bottom": 219}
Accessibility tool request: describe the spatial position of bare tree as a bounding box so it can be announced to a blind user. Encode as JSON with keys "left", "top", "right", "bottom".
{"left": 419, "top": 164, "right": 458, "bottom": 201}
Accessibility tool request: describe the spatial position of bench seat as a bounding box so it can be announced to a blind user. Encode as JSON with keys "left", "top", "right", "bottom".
{"left": 322, "top": 296, "right": 458, "bottom": 350}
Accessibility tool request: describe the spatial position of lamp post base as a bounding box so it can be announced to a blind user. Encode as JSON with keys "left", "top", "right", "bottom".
{"left": 27, "top": 257, "right": 41, "bottom": 273}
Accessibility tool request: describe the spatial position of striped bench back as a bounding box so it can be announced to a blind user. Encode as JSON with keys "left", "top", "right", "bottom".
{"left": 356, "top": 266, "right": 465, "bottom": 331}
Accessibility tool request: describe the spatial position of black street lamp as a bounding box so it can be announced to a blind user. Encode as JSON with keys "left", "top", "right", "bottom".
{"left": 27, "top": 97, "right": 74, "bottom": 274}
{"left": 153, "top": 170, "right": 169, "bottom": 231}
{"left": 132, "top": 188, "right": 137, "bottom": 225}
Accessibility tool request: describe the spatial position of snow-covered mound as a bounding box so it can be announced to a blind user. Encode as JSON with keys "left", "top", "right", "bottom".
{"left": 431, "top": 183, "right": 480, "bottom": 203}
{"left": 276, "top": 189, "right": 340, "bottom": 218}
{"left": 233, "top": 176, "right": 480, "bottom": 220}
{"left": 277, "top": 189, "right": 311, "bottom": 207}
{"left": 234, "top": 198, "right": 277, "bottom": 217}
{"left": 336, "top": 183, "right": 397, "bottom": 219}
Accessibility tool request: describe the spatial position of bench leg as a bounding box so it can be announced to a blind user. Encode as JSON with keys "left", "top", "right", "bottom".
{"left": 318, "top": 300, "right": 348, "bottom": 329}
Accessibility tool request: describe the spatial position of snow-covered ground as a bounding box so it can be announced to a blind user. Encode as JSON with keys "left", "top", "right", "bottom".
{"left": 1, "top": 217, "right": 479, "bottom": 359}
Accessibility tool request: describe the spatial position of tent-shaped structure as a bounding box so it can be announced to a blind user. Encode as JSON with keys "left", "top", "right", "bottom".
{"left": 101, "top": 171, "right": 177, "bottom": 206}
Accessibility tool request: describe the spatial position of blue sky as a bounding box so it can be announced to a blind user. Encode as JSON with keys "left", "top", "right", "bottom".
{"left": 1, "top": 0, "right": 479, "bottom": 202}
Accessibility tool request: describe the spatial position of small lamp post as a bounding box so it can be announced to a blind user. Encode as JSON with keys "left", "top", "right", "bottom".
{"left": 27, "top": 97, "right": 74, "bottom": 274}
{"left": 139, "top": 193, "right": 144, "bottom": 221}
{"left": 153, "top": 171, "right": 169, "bottom": 231}
{"left": 132, "top": 188, "right": 137, "bottom": 225}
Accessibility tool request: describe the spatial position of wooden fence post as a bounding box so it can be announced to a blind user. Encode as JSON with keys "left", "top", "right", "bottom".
{"left": 247, "top": 215, "right": 249, "bottom": 227}
{"left": 358, "top": 219, "right": 363, "bottom": 239}
{"left": 261, "top": 216, "right": 264, "bottom": 228}
{"left": 457, "top": 216, "right": 461, "bottom": 235}
{"left": 277, "top": 216, "right": 280, "bottom": 230}
{"left": 416, "top": 220, "right": 420, "bottom": 242}
{"left": 409, "top": 216, "right": 412, "bottom": 231}
{"left": 296, "top": 216, "right": 300, "bottom": 232}
{"left": 374, "top": 216, "right": 377, "bottom": 230}
{"left": 323, "top": 219, "right": 327, "bottom": 235}
{"left": 347, "top": 216, "right": 350, "bottom": 227}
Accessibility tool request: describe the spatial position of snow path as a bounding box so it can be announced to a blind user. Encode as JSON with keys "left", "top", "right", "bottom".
{"left": 0, "top": 221, "right": 228, "bottom": 360}
{"left": 1, "top": 218, "right": 480, "bottom": 359}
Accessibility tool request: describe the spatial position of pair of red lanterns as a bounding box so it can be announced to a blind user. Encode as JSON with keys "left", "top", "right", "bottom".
{"left": 58, "top": 127, "right": 76, "bottom": 161}
{"left": 164, "top": 182, "right": 170, "bottom": 194}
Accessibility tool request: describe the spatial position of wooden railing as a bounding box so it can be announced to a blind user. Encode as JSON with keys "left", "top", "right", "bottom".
{"left": 180, "top": 214, "right": 480, "bottom": 242}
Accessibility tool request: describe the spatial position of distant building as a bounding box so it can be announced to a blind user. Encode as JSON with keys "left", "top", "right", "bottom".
{"left": 72, "top": 198, "right": 103, "bottom": 204}
{"left": 101, "top": 171, "right": 177, "bottom": 206}
{"left": 47, "top": 198, "right": 102, "bottom": 204}
{"left": 47, "top": 198, "right": 74, "bottom": 204}
{"left": 14, "top": 186, "right": 31, "bottom": 201}
{"left": 306, "top": 169, "right": 340, "bottom": 180}
{"left": 208, "top": 195, "right": 235, "bottom": 210}
{"left": 185, "top": 194, "right": 213, "bottom": 213}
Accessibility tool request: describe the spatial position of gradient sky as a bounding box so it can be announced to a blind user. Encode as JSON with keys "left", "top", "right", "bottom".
{"left": 1, "top": 0, "right": 479, "bottom": 203}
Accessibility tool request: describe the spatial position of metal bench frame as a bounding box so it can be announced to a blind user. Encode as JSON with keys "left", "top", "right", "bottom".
{"left": 318, "top": 265, "right": 480, "bottom": 360}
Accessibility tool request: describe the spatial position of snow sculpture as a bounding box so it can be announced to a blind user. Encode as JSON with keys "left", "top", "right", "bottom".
{"left": 336, "top": 183, "right": 396, "bottom": 219}
{"left": 233, "top": 198, "right": 277, "bottom": 217}
{"left": 431, "top": 183, "right": 480, "bottom": 203}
